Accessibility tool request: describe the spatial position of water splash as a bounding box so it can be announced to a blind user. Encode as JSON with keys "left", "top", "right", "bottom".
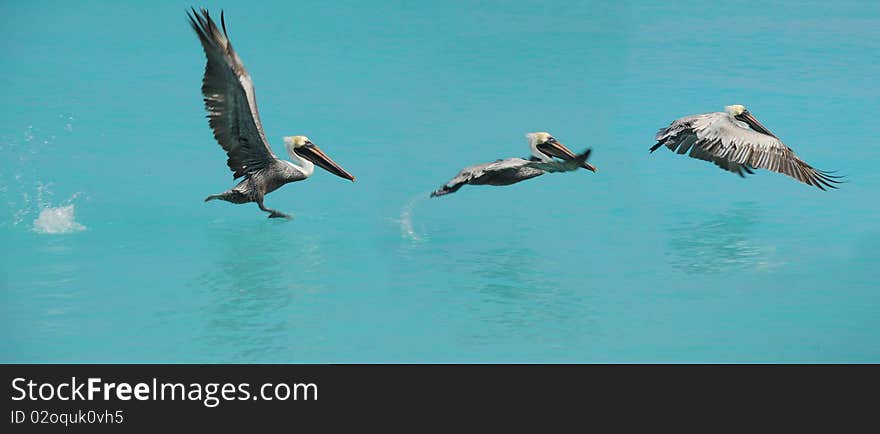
{"left": 2, "top": 120, "right": 85, "bottom": 231}
{"left": 398, "top": 193, "right": 429, "bottom": 241}
{"left": 32, "top": 202, "right": 86, "bottom": 234}
{"left": 60, "top": 113, "right": 75, "bottom": 132}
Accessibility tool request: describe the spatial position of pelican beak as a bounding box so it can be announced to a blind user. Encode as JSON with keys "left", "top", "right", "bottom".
{"left": 295, "top": 143, "right": 356, "bottom": 181}
{"left": 736, "top": 111, "right": 778, "bottom": 138}
{"left": 537, "top": 140, "right": 598, "bottom": 172}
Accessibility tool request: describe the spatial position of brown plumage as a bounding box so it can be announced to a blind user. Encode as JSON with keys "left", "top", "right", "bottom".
{"left": 651, "top": 105, "right": 842, "bottom": 190}
{"left": 187, "top": 8, "right": 277, "bottom": 179}
{"left": 188, "top": 9, "right": 355, "bottom": 219}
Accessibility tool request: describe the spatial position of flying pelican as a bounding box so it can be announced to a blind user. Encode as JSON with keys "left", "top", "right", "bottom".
{"left": 651, "top": 105, "right": 841, "bottom": 190}
{"left": 187, "top": 8, "right": 355, "bottom": 219}
{"left": 430, "top": 132, "right": 597, "bottom": 197}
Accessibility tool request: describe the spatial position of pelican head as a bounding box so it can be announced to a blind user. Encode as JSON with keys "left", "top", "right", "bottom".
{"left": 284, "top": 136, "right": 356, "bottom": 181}
{"left": 724, "top": 104, "right": 777, "bottom": 138}
{"left": 725, "top": 104, "right": 747, "bottom": 116}
{"left": 526, "top": 132, "right": 597, "bottom": 172}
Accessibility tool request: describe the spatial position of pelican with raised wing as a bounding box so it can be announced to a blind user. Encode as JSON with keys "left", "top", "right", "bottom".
{"left": 188, "top": 8, "right": 355, "bottom": 219}
{"left": 650, "top": 105, "right": 841, "bottom": 190}
{"left": 430, "top": 132, "right": 597, "bottom": 197}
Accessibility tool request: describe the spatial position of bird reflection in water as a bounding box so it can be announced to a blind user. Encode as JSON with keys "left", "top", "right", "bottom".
{"left": 452, "top": 245, "right": 595, "bottom": 349}
{"left": 667, "top": 202, "right": 782, "bottom": 274}
{"left": 195, "top": 221, "right": 326, "bottom": 361}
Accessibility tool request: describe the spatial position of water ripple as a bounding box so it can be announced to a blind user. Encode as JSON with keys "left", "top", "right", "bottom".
{"left": 667, "top": 202, "right": 784, "bottom": 274}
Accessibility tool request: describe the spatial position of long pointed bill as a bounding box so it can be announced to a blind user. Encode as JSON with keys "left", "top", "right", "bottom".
{"left": 295, "top": 143, "right": 356, "bottom": 181}
{"left": 536, "top": 140, "right": 598, "bottom": 172}
{"left": 737, "top": 111, "right": 778, "bottom": 138}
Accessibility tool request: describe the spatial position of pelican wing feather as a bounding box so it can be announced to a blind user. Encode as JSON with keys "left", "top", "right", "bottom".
{"left": 446, "top": 158, "right": 528, "bottom": 185}
{"left": 429, "top": 159, "right": 531, "bottom": 197}
{"left": 188, "top": 8, "right": 277, "bottom": 179}
{"left": 652, "top": 112, "right": 840, "bottom": 190}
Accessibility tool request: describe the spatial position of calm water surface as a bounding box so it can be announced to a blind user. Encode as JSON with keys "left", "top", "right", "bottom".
{"left": 2, "top": 1, "right": 878, "bottom": 362}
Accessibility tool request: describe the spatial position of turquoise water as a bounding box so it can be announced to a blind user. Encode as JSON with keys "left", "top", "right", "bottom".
{"left": 2, "top": 1, "right": 878, "bottom": 362}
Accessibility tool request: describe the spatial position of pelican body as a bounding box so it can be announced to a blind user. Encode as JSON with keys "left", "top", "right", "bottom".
{"left": 188, "top": 9, "right": 355, "bottom": 218}
{"left": 431, "top": 132, "right": 596, "bottom": 197}
{"left": 651, "top": 105, "right": 840, "bottom": 190}
{"left": 205, "top": 136, "right": 354, "bottom": 217}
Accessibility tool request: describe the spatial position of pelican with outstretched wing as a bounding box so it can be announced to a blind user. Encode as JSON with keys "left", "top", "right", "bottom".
{"left": 187, "top": 8, "right": 355, "bottom": 219}
{"left": 651, "top": 105, "right": 841, "bottom": 190}
{"left": 430, "top": 132, "right": 596, "bottom": 197}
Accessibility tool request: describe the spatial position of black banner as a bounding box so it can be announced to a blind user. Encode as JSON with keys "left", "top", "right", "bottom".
{"left": 3, "top": 364, "right": 876, "bottom": 431}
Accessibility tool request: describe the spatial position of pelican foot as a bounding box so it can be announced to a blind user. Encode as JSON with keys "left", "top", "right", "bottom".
{"left": 267, "top": 211, "right": 292, "bottom": 220}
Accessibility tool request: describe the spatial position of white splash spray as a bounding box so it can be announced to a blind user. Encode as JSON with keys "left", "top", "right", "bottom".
{"left": 398, "top": 194, "right": 429, "bottom": 241}
{"left": 32, "top": 202, "right": 86, "bottom": 234}
{"left": 61, "top": 114, "right": 75, "bottom": 132}
{"left": 2, "top": 118, "right": 86, "bottom": 233}
{"left": 31, "top": 191, "right": 85, "bottom": 234}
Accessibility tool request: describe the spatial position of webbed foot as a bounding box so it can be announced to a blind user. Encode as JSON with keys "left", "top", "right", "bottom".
{"left": 267, "top": 211, "right": 292, "bottom": 220}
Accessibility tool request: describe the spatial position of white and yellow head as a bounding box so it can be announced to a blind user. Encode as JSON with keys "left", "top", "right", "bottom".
{"left": 284, "top": 135, "right": 311, "bottom": 148}
{"left": 526, "top": 132, "right": 553, "bottom": 147}
{"left": 725, "top": 104, "right": 747, "bottom": 116}
{"left": 282, "top": 135, "right": 355, "bottom": 181}
{"left": 524, "top": 131, "right": 597, "bottom": 172}
{"left": 724, "top": 104, "right": 778, "bottom": 138}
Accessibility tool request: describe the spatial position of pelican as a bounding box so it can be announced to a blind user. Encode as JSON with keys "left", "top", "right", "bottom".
{"left": 430, "top": 132, "right": 597, "bottom": 197}
{"left": 187, "top": 8, "right": 355, "bottom": 219}
{"left": 651, "top": 105, "right": 841, "bottom": 190}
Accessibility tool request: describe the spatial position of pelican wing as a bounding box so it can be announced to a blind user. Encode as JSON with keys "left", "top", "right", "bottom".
{"left": 448, "top": 158, "right": 528, "bottom": 184}
{"left": 188, "top": 8, "right": 277, "bottom": 179}
{"left": 525, "top": 149, "right": 592, "bottom": 173}
{"left": 430, "top": 158, "right": 532, "bottom": 197}
{"left": 652, "top": 112, "right": 840, "bottom": 190}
